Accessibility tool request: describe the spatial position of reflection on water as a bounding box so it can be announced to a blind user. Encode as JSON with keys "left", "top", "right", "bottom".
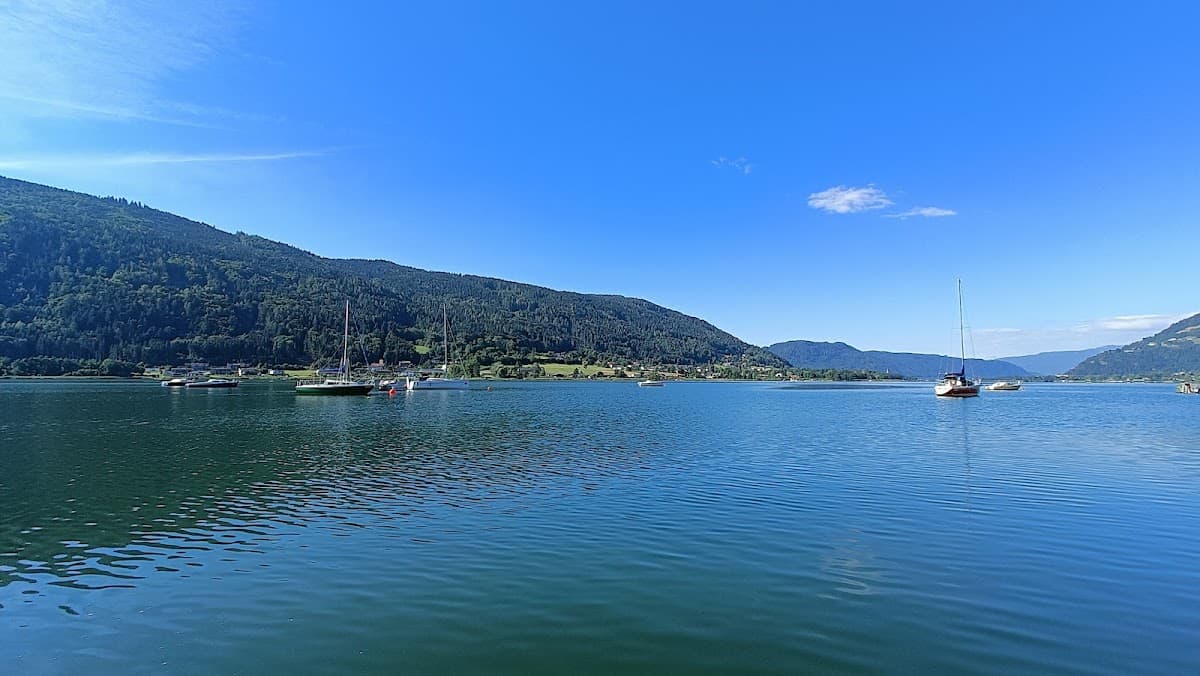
{"left": 2, "top": 380, "right": 1199, "bottom": 674}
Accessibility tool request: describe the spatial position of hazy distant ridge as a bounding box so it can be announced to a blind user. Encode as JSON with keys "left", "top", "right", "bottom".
{"left": 767, "top": 340, "right": 1030, "bottom": 378}
{"left": 999, "top": 346, "right": 1118, "bottom": 375}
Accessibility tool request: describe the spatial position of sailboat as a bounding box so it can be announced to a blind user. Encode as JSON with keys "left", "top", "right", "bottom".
{"left": 406, "top": 304, "right": 470, "bottom": 391}
{"left": 296, "top": 301, "right": 375, "bottom": 396}
{"left": 935, "top": 279, "right": 981, "bottom": 398}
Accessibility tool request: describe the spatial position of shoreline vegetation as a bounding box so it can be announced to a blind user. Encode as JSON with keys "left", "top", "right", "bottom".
{"left": 2, "top": 370, "right": 1195, "bottom": 384}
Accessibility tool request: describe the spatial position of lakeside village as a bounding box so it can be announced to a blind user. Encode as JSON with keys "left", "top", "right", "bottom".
{"left": 138, "top": 358, "right": 897, "bottom": 383}
{"left": 4, "top": 355, "right": 1198, "bottom": 385}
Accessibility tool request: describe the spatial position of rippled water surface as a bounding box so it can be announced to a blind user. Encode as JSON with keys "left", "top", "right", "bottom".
{"left": 2, "top": 380, "right": 1198, "bottom": 674}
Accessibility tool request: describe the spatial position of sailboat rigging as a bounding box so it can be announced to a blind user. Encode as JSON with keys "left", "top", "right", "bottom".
{"left": 935, "top": 279, "right": 981, "bottom": 398}
{"left": 406, "top": 304, "right": 470, "bottom": 390}
{"left": 295, "top": 301, "right": 375, "bottom": 395}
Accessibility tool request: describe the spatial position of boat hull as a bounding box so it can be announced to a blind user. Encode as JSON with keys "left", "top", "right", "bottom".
{"left": 186, "top": 380, "right": 238, "bottom": 389}
{"left": 406, "top": 378, "right": 470, "bottom": 391}
{"left": 987, "top": 381, "right": 1022, "bottom": 391}
{"left": 638, "top": 381, "right": 665, "bottom": 387}
{"left": 935, "top": 383, "right": 980, "bottom": 397}
{"left": 295, "top": 383, "right": 374, "bottom": 395}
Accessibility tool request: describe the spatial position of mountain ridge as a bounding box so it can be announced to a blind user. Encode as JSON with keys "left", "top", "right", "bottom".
{"left": 0, "top": 175, "right": 784, "bottom": 370}
{"left": 767, "top": 339, "right": 1030, "bottom": 379}
{"left": 1069, "top": 314, "right": 1200, "bottom": 377}
{"left": 998, "top": 346, "right": 1119, "bottom": 376}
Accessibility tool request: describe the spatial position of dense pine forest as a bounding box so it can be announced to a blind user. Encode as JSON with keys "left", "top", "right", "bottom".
{"left": 0, "top": 177, "right": 784, "bottom": 375}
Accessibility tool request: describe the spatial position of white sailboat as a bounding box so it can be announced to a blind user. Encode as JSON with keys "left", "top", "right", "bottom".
{"left": 296, "top": 301, "right": 375, "bottom": 395}
{"left": 935, "top": 279, "right": 981, "bottom": 398}
{"left": 407, "top": 304, "right": 470, "bottom": 391}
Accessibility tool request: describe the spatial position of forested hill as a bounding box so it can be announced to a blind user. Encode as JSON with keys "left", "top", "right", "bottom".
{"left": 768, "top": 339, "right": 1030, "bottom": 379}
{"left": 0, "top": 176, "right": 783, "bottom": 370}
{"left": 1068, "top": 314, "right": 1200, "bottom": 377}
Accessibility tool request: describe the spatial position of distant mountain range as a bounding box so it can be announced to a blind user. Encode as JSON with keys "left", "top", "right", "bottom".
{"left": 999, "top": 346, "right": 1119, "bottom": 376}
{"left": 1069, "top": 314, "right": 1200, "bottom": 377}
{"left": 767, "top": 340, "right": 1030, "bottom": 379}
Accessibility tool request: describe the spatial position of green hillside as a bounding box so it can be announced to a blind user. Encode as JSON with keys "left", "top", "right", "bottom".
{"left": 1068, "top": 314, "right": 1200, "bottom": 377}
{"left": 0, "top": 176, "right": 783, "bottom": 372}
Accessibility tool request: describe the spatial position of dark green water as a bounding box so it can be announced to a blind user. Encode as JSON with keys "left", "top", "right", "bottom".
{"left": 2, "top": 380, "right": 1198, "bottom": 674}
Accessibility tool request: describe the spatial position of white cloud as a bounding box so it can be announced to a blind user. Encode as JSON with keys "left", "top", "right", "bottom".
{"left": 973, "top": 312, "right": 1195, "bottom": 356}
{"left": 711, "top": 157, "right": 753, "bottom": 174}
{"left": 884, "top": 206, "right": 957, "bottom": 219}
{"left": 807, "top": 185, "right": 892, "bottom": 214}
{"left": 0, "top": 1, "right": 246, "bottom": 125}
{"left": 0, "top": 150, "right": 330, "bottom": 171}
{"left": 1093, "top": 314, "right": 1183, "bottom": 332}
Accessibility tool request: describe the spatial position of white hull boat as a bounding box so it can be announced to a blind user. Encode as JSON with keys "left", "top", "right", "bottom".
{"left": 406, "top": 377, "right": 470, "bottom": 391}
{"left": 987, "top": 381, "right": 1022, "bottom": 391}
{"left": 186, "top": 378, "right": 239, "bottom": 389}
{"left": 408, "top": 305, "right": 470, "bottom": 392}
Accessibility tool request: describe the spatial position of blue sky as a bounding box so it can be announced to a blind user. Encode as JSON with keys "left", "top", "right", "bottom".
{"left": 2, "top": 1, "right": 1197, "bottom": 356}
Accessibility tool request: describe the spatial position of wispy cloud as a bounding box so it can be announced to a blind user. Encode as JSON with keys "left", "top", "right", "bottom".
{"left": 0, "top": 1, "right": 247, "bottom": 126}
{"left": 974, "top": 312, "right": 1195, "bottom": 355}
{"left": 711, "top": 157, "right": 753, "bottom": 174}
{"left": 1093, "top": 314, "right": 1184, "bottom": 332}
{"left": 808, "top": 185, "right": 892, "bottom": 214}
{"left": 884, "top": 206, "right": 957, "bottom": 219}
{"left": 0, "top": 150, "right": 331, "bottom": 171}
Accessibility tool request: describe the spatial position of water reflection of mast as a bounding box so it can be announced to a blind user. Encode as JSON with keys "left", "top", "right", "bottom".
{"left": 960, "top": 403, "right": 974, "bottom": 522}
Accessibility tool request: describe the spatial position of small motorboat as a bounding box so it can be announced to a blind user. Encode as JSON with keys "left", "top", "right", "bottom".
{"left": 160, "top": 377, "right": 190, "bottom": 387}
{"left": 1179, "top": 383, "right": 1199, "bottom": 394}
{"left": 186, "top": 378, "right": 239, "bottom": 389}
{"left": 638, "top": 379, "right": 665, "bottom": 387}
{"left": 987, "top": 380, "right": 1022, "bottom": 391}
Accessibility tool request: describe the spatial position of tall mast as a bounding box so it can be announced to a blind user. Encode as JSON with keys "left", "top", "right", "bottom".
{"left": 957, "top": 278, "right": 966, "bottom": 374}
{"left": 343, "top": 300, "right": 350, "bottom": 382}
{"left": 443, "top": 304, "right": 449, "bottom": 371}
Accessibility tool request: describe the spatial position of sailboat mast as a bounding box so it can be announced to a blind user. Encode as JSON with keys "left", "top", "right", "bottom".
{"left": 957, "top": 278, "right": 966, "bottom": 374}
{"left": 343, "top": 300, "right": 350, "bottom": 382}
{"left": 443, "top": 304, "right": 449, "bottom": 371}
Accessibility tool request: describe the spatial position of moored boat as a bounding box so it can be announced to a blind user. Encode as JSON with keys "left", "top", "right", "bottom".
{"left": 296, "top": 301, "right": 375, "bottom": 396}
{"left": 406, "top": 305, "right": 470, "bottom": 391}
{"left": 638, "top": 379, "right": 665, "bottom": 387}
{"left": 160, "top": 377, "right": 190, "bottom": 387}
{"left": 1178, "top": 382, "right": 1199, "bottom": 394}
{"left": 186, "top": 378, "right": 239, "bottom": 389}
{"left": 987, "top": 380, "right": 1022, "bottom": 391}
{"left": 935, "top": 279, "right": 980, "bottom": 398}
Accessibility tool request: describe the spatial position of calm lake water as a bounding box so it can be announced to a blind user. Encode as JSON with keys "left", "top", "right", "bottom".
{"left": 1, "top": 380, "right": 1197, "bottom": 674}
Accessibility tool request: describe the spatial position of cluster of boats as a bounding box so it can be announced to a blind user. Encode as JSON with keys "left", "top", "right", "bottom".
{"left": 290, "top": 303, "right": 468, "bottom": 396}
{"left": 934, "top": 280, "right": 1022, "bottom": 398}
